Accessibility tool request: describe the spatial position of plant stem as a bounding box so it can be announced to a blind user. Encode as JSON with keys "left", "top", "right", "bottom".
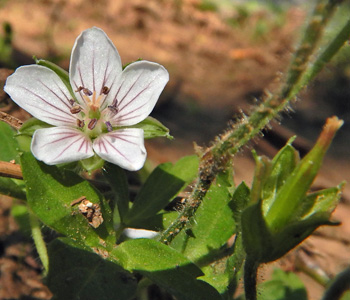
{"left": 159, "top": 0, "right": 344, "bottom": 246}
{"left": 292, "top": 17, "right": 350, "bottom": 98}
{"left": 244, "top": 257, "right": 259, "bottom": 300}
{"left": 322, "top": 268, "right": 350, "bottom": 300}
{"left": 29, "top": 209, "right": 49, "bottom": 274}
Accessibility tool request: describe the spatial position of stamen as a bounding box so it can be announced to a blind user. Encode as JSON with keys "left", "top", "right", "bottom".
{"left": 77, "top": 119, "right": 85, "bottom": 128}
{"left": 75, "top": 86, "right": 84, "bottom": 92}
{"left": 88, "top": 118, "right": 98, "bottom": 130}
{"left": 69, "top": 99, "right": 75, "bottom": 106}
{"left": 70, "top": 105, "right": 82, "bottom": 114}
{"left": 105, "top": 121, "right": 113, "bottom": 132}
{"left": 108, "top": 105, "right": 118, "bottom": 115}
{"left": 102, "top": 86, "right": 110, "bottom": 95}
{"left": 83, "top": 88, "right": 93, "bottom": 96}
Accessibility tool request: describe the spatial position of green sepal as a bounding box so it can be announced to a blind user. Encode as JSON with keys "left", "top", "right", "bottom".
{"left": 16, "top": 118, "right": 53, "bottom": 152}
{"left": 34, "top": 57, "right": 76, "bottom": 100}
{"left": 129, "top": 116, "right": 173, "bottom": 140}
{"left": 80, "top": 154, "right": 105, "bottom": 172}
{"left": 18, "top": 117, "right": 52, "bottom": 136}
{"left": 241, "top": 200, "right": 273, "bottom": 261}
{"left": 122, "top": 58, "right": 143, "bottom": 70}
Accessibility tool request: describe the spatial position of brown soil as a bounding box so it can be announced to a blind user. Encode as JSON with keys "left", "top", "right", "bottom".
{"left": 0, "top": 1, "right": 349, "bottom": 299}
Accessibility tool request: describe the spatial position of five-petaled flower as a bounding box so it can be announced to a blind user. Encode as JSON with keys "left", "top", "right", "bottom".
{"left": 4, "top": 27, "right": 169, "bottom": 171}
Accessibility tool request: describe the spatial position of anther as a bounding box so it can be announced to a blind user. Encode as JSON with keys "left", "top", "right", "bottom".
{"left": 105, "top": 121, "right": 113, "bottom": 132}
{"left": 108, "top": 105, "right": 118, "bottom": 114}
{"left": 88, "top": 118, "right": 98, "bottom": 130}
{"left": 77, "top": 119, "right": 85, "bottom": 128}
{"left": 102, "top": 86, "right": 110, "bottom": 95}
{"left": 83, "top": 88, "right": 93, "bottom": 96}
{"left": 69, "top": 99, "right": 75, "bottom": 106}
{"left": 70, "top": 105, "right": 82, "bottom": 114}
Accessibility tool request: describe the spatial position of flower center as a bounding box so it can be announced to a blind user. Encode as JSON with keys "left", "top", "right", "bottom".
{"left": 69, "top": 85, "right": 116, "bottom": 139}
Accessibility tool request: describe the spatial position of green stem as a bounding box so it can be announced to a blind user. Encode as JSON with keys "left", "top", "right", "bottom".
{"left": 244, "top": 257, "right": 259, "bottom": 300}
{"left": 292, "top": 17, "right": 350, "bottom": 98}
{"left": 29, "top": 209, "right": 49, "bottom": 274}
{"left": 322, "top": 268, "right": 350, "bottom": 300}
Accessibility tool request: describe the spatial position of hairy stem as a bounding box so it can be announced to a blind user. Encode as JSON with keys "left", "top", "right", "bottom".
{"left": 159, "top": 0, "right": 344, "bottom": 245}
{"left": 244, "top": 257, "right": 259, "bottom": 300}
{"left": 29, "top": 210, "right": 49, "bottom": 274}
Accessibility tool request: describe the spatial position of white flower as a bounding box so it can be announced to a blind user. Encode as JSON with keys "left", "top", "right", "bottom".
{"left": 4, "top": 27, "right": 169, "bottom": 171}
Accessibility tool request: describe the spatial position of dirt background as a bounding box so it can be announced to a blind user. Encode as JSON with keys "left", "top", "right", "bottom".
{"left": 0, "top": 0, "right": 349, "bottom": 299}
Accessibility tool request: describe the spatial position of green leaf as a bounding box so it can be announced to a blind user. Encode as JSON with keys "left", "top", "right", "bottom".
{"left": 0, "top": 177, "right": 26, "bottom": 200}
{"left": 258, "top": 268, "right": 307, "bottom": 300}
{"left": 35, "top": 58, "right": 75, "bottom": 99}
{"left": 0, "top": 121, "right": 26, "bottom": 199}
{"left": 0, "top": 121, "right": 19, "bottom": 162}
{"left": 20, "top": 152, "right": 115, "bottom": 249}
{"left": 48, "top": 238, "right": 137, "bottom": 300}
{"left": 125, "top": 155, "right": 199, "bottom": 225}
{"left": 182, "top": 171, "right": 236, "bottom": 262}
{"left": 103, "top": 163, "right": 130, "bottom": 226}
{"left": 112, "top": 239, "right": 222, "bottom": 300}
{"left": 129, "top": 116, "right": 173, "bottom": 139}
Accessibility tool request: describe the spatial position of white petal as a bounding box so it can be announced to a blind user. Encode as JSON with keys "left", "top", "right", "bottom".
{"left": 109, "top": 61, "right": 169, "bottom": 126}
{"left": 4, "top": 65, "right": 77, "bottom": 126}
{"left": 69, "top": 27, "right": 122, "bottom": 107}
{"left": 93, "top": 128, "right": 146, "bottom": 171}
{"left": 31, "top": 127, "right": 94, "bottom": 165}
{"left": 123, "top": 228, "right": 159, "bottom": 239}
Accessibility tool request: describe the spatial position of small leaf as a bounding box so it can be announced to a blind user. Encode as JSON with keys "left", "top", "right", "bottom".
{"left": 21, "top": 152, "right": 115, "bottom": 249}
{"left": 48, "top": 238, "right": 137, "bottom": 300}
{"left": 112, "top": 239, "right": 222, "bottom": 300}
{"left": 35, "top": 58, "right": 75, "bottom": 99}
{"left": 258, "top": 268, "right": 307, "bottom": 300}
{"left": 129, "top": 116, "right": 173, "bottom": 139}
{"left": 125, "top": 155, "right": 199, "bottom": 225}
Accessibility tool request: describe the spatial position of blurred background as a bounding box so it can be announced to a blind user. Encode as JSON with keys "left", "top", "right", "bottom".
{"left": 0, "top": 0, "right": 349, "bottom": 299}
